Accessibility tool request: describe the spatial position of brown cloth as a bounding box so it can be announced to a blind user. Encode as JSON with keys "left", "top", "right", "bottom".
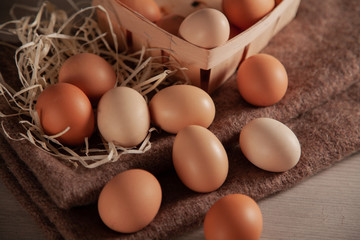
{"left": 1, "top": 0, "right": 360, "bottom": 239}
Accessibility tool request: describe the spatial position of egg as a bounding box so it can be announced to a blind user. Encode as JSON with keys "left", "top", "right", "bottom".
{"left": 229, "top": 24, "right": 242, "bottom": 39}
{"left": 155, "top": 14, "right": 185, "bottom": 36}
{"left": 172, "top": 125, "right": 228, "bottom": 193}
{"left": 97, "top": 86, "right": 150, "bottom": 148}
{"left": 239, "top": 117, "right": 301, "bottom": 172}
{"left": 204, "top": 194, "right": 263, "bottom": 240}
{"left": 223, "top": 0, "right": 275, "bottom": 30}
{"left": 35, "top": 83, "right": 95, "bottom": 146}
{"left": 149, "top": 85, "right": 215, "bottom": 134}
{"left": 58, "top": 53, "right": 117, "bottom": 105}
{"left": 178, "top": 8, "right": 230, "bottom": 48}
{"left": 236, "top": 53, "right": 288, "bottom": 106}
{"left": 117, "top": 0, "right": 162, "bottom": 22}
{"left": 98, "top": 169, "right": 162, "bottom": 233}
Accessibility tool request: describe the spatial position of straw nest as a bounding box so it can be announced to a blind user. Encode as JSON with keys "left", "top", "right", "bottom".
{"left": 0, "top": 1, "right": 188, "bottom": 168}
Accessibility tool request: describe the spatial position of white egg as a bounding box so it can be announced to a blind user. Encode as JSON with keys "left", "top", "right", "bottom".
{"left": 239, "top": 118, "right": 301, "bottom": 172}
{"left": 179, "top": 8, "right": 230, "bottom": 49}
{"left": 97, "top": 87, "right": 150, "bottom": 148}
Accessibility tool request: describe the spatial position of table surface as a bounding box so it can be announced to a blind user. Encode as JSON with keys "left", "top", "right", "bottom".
{"left": 1, "top": 151, "right": 359, "bottom": 240}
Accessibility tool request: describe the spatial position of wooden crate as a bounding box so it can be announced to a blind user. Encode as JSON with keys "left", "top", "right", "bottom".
{"left": 92, "top": 0, "right": 301, "bottom": 93}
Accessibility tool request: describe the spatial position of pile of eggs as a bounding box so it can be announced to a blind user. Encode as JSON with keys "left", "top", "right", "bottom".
{"left": 102, "top": 0, "right": 289, "bottom": 106}
{"left": 35, "top": 0, "right": 301, "bottom": 239}
{"left": 36, "top": 51, "right": 300, "bottom": 238}
{"left": 113, "top": 0, "right": 276, "bottom": 49}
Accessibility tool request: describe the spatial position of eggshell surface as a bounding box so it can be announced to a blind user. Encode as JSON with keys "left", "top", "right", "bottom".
{"left": 239, "top": 117, "right": 301, "bottom": 172}
{"left": 97, "top": 86, "right": 150, "bottom": 147}
{"left": 237, "top": 53, "right": 288, "bottom": 106}
{"left": 179, "top": 8, "right": 230, "bottom": 48}
{"left": 149, "top": 85, "right": 215, "bottom": 134}
{"left": 117, "top": 0, "right": 162, "bottom": 22}
{"left": 156, "top": 14, "right": 184, "bottom": 36}
{"left": 98, "top": 169, "right": 162, "bottom": 233}
{"left": 58, "top": 53, "right": 117, "bottom": 104}
{"left": 204, "top": 194, "right": 263, "bottom": 240}
{"left": 172, "top": 125, "right": 228, "bottom": 193}
{"left": 35, "top": 83, "right": 95, "bottom": 146}
{"left": 223, "top": 0, "right": 275, "bottom": 30}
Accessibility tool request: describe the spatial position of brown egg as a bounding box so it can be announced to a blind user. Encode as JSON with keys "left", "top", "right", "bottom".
{"left": 35, "top": 83, "right": 95, "bottom": 146}
{"left": 98, "top": 169, "right": 162, "bottom": 233}
{"left": 236, "top": 53, "right": 288, "bottom": 106}
{"left": 204, "top": 194, "right": 263, "bottom": 240}
{"left": 172, "top": 125, "right": 228, "bottom": 193}
{"left": 97, "top": 86, "right": 150, "bottom": 148}
{"left": 229, "top": 24, "right": 242, "bottom": 39}
{"left": 117, "top": 0, "right": 162, "bottom": 22}
{"left": 58, "top": 53, "right": 117, "bottom": 105}
{"left": 149, "top": 85, "right": 215, "bottom": 134}
{"left": 155, "top": 14, "right": 185, "bottom": 36}
{"left": 223, "top": 0, "right": 275, "bottom": 30}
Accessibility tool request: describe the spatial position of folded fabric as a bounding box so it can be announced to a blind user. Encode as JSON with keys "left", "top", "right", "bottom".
{"left": 1, "top": 0, "right": 359, "bottom": 211}
{"left": 1, "top": 79, "right": 359, "bottom": 239}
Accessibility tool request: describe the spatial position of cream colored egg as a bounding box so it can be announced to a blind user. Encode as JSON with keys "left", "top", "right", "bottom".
{"left": 173, "top": 125, "right": 228, "bottom": 193}
{"left": 239, "top": 118, "right": 301, "bottom": 172}
{"left": 179, "top": 8, "right": 230, "bottom": 48}
{"left": 97, "top": 86, "right": 150, "bottom": 148}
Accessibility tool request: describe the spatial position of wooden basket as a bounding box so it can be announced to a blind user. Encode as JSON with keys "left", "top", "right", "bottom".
{"left": 92, "top": 0, "right": 301, "bottom": 93}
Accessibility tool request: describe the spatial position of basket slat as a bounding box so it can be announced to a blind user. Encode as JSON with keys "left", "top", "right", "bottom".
{"left": 92, "top": 0, "right": 301, "bottom": 92}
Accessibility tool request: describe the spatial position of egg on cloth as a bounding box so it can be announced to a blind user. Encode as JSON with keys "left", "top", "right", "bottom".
{"left": 172, "top": 125, "right": 228, "bottom": 193}
{"left": 58, "top": 52, "right": 117, "bottom": 105}
{"left": 98, "top": 169, "right": 162, "bottom": 233}
{"left": 239, "top": 117, "right": 301, "bottom": 172}
{"left": 149, "top": 85, "right": 215, "bottom": 134}
{"left": 204, "top": 194, "right": 263, "bottom": 240}
{"left": 97, "top": 86, "right": 150, "bottom": 148}
{"left": 35, "top": 83, "right": 95, "bottom": 146}
{"left": 178, "top": 8, "right": 230, "bottom": 48}
{"left": 236, "top": 53, "right": 288, "bottom": 107}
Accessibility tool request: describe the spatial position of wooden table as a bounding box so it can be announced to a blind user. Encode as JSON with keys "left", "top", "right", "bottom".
{"left": 1, "top": 152, "right": 359, "bottom": 240}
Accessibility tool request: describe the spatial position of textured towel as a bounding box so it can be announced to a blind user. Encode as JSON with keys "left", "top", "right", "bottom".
{"left": 0, "top": 0, "right": 360, "bottom": 239}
